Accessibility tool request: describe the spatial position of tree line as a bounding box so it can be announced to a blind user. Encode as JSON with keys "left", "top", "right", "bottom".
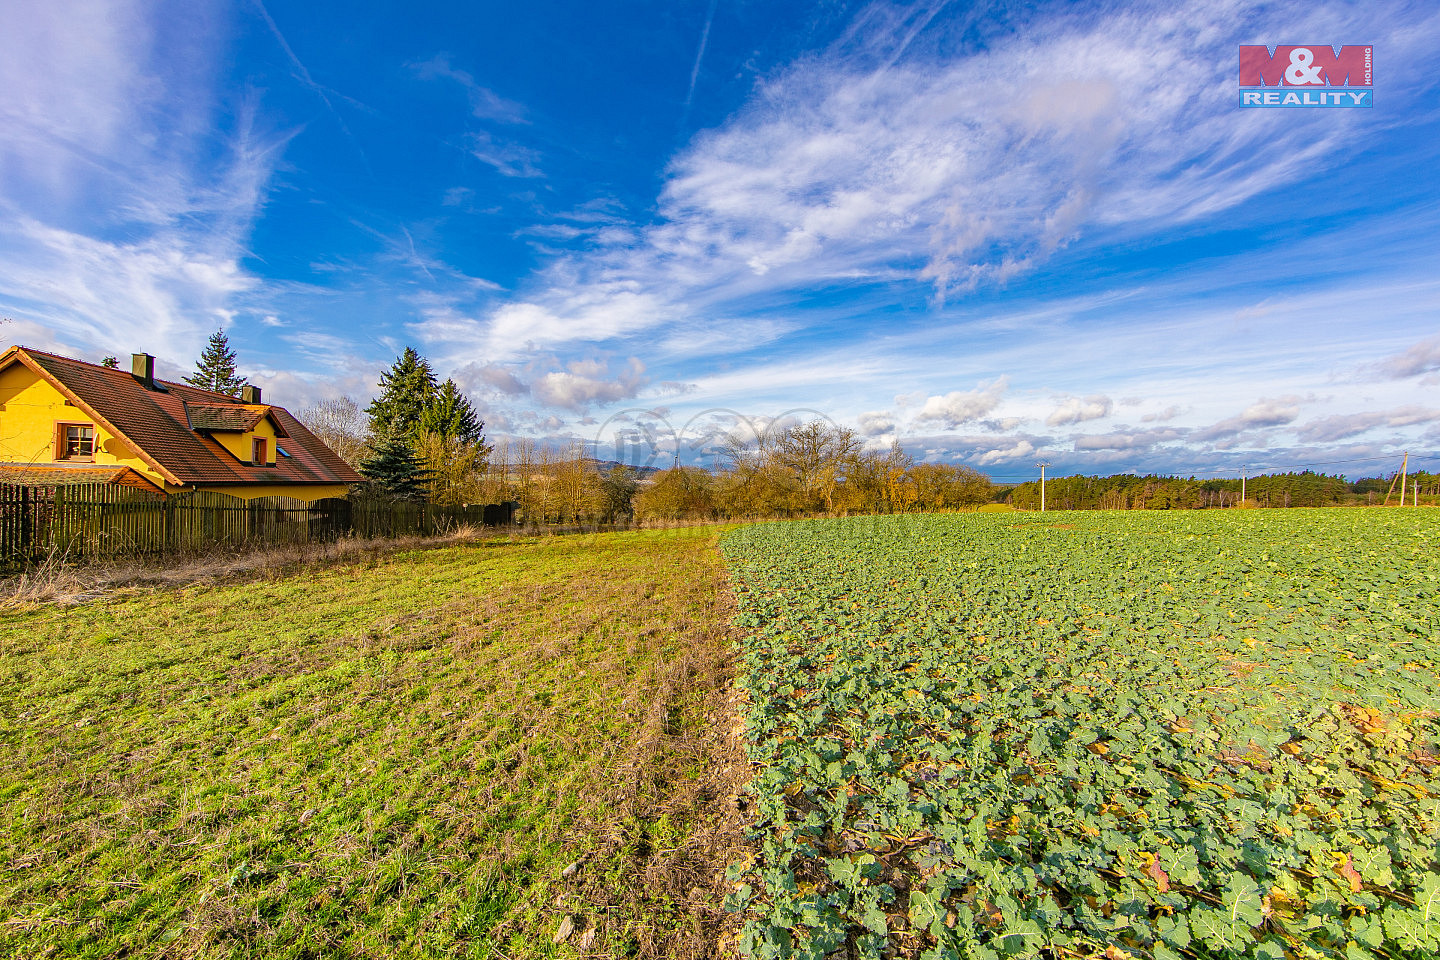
{"left": 632, "top": 421, "right": 994, "bottom": 521}
{"left": 1003, "top": 470, "right": 1436, "bottom": 511}
{"left": 179, "top": 331, "right": 1432, "bottom": 518}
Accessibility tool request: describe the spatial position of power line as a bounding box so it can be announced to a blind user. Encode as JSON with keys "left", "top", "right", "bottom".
{"left": 980, "top": 453, "right": 1435, "bottom": 483}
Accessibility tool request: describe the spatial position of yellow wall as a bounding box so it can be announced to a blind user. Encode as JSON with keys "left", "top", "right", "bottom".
{"left": 209, "top": 411, "right": 279, "bottom": 466}
{"left": 193, "top": 483, "right": 352, "bottom": 502}
{"left": 0, "top": 363, "right": 351, "bottom": 503}
{"left": 0, "top": 364, "right": 165, "bottom": 486}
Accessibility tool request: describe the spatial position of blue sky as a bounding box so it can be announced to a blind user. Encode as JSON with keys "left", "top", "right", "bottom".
{"left": 2, "top": 0, "right": 1438, "bottom": 479}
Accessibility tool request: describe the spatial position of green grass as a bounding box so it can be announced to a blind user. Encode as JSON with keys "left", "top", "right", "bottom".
{"left": 0, "top": 529, "right": 742, "bottom": 959}
{"left": 722, "top": 510, "right": 1440, "bottom": 960}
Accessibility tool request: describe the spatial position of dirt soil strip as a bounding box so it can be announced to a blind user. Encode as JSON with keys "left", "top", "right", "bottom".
{"left": 557, "top": 576, "right": 753, "bottom": 959}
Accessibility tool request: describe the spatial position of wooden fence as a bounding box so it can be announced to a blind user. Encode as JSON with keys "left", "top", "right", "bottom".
{"left": 0, "top": 483, "right": 515, "bottom": 570}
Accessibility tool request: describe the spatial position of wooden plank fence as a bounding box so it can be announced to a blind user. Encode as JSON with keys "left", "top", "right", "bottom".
{"left": 0, "top": 483, "right": 515, "bottom": 570}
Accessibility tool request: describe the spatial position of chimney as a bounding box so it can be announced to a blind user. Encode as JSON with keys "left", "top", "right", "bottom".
{"left": 131, "top": 353, "right": 155, "bottom": 389}
{"left": 241, "top": 384, "right": 262, "bottom": 404}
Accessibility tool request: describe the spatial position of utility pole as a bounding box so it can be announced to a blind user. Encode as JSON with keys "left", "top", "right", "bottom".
{"left": 1036, "top": 460, "right": 1050, "bottom": 512}
{"left": 1241, "top": 466, "right": 1246, "bottom": 504}
{"left": 1386, "top": 452, "right": 1408, "bottom": 507}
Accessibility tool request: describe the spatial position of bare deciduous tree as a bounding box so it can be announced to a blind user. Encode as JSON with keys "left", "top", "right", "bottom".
{"left": 298, "top": 396, "right": 368, "bottom": 468}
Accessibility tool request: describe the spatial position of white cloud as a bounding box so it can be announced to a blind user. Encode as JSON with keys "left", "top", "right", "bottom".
{"left": 914, "top": 376, "right": 1008, "bottom": 427}
{"left": 1141, "top": 405, "right": 1182, "bottom": 423}
{"left": 450, "top": 2, "right": 1440, "bottom": 365}
{"left": 976, "top": 439, "right": 1036, "bottom": 465}
{"left": 469, "top": 130, "right": 542, "bottom": 178}
{"left": 857, "top": 410, "right": 896, "bottom": 436}
{"left": 1376, "top": 336, "right": 1440, "bottom": 380}
{"left": 1046, "top": 394, "right": 1113, "bottom": 426}
{"left": 1073, "top": 427, "right": 1184, "bottom": 452}
{"left": 1295, "top": 407, "right": 1440, "bottom": 443}
{"left": 532, "top": 357, "right": 648, "bottom": 411}
{"left": 0, "top": 2, "right": 280, "bottom": 367}
{"left": 456, "top": 361, "right": 529, "bottom": 396}
{"left": 411, "top": 53, "right": 529, "bottom": 125}
{"left": 1195, "top": 396, "right": 1304, "bottom": 440}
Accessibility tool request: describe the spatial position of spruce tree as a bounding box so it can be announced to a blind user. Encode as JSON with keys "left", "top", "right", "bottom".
{"left": 185, "top": 329, "right": 248, "bottom": 397}
{"left": 365, "top": 347, "right": 437, "bottom": 438}
{"left": 418, "top": 378, "right": 484, "bottom": 444}
{"left": 358, "top": 434, "right": 432, "bottom": 502}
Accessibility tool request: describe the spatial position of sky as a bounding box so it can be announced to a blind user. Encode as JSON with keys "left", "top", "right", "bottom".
{"left": 1, "top": 0, "right": 1438, "bottom": 481}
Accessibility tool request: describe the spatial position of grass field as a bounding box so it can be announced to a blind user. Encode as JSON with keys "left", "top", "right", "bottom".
{"left": 722, "top": 510, "right": 1440, "bottom": 960}
{"left": 7, "top": 509, "right": 1439, "bottom": 960}
{"left": 0, "top": 529, "right": 745, "bottom": 959}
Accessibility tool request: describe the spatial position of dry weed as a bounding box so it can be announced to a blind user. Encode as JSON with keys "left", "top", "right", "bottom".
{"left": 0, "top": 526, "right": 494, "bottom": 610}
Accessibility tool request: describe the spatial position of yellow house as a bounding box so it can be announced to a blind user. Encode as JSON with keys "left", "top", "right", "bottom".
{"left": 0, "top": 346, "right": 363, "bottom": 500}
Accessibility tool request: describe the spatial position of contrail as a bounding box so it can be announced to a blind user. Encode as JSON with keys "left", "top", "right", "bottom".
{"left": 251, "top": 0, "right": 372, "bottom": 173}
{"left": 681, "top": 0, "right": 720, "bottom": 125}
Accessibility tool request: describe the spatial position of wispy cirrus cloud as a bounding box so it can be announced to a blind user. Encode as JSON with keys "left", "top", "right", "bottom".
{"left": 1375, "top": 336, "right": 1440, "bottom": 382}
{"left": 0, "top": 1, "right": 281, "bottom": 363}
{"left": 1295, "top": 407, "right": 1440, "bottom": 443}
{"left": 444, "top": 0, "right": 1440, "bottom": 371}
{"left": 1194, "top": 397, "right": 1305, "bottom": 441}
{"left": 1072, "top": 426, "right": 1185, "bottom": 452}
{"left": 411, "top": 53, "right": 529, "bottom": 125}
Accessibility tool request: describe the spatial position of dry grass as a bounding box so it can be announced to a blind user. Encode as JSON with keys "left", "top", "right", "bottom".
{"left": 0, "top": 524, "right": 496, "bottom": 610}
{"left": 0, "top": 527, "right": 751, "bottom": 959}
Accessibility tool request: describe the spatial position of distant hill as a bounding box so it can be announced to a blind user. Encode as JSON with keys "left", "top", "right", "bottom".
{"left": 584, "top": 458, "right": 663, "bottom": 478}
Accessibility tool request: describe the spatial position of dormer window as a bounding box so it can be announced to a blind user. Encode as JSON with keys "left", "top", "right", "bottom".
{"left": 56, "top": 423, "right": 95, "bottom": 461}
{"left": 252, "top": 437, "right": 268, "bottom": 466}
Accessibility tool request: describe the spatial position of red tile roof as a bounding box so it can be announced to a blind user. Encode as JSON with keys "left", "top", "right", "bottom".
{"left": 0, "top": 463, "right": 165, "bottom": 493}
{"left": 3, "top": 346, "right": 364, "bottom": 488}
{"left": 185, "top": 403, "right": 279, "bottom": 434}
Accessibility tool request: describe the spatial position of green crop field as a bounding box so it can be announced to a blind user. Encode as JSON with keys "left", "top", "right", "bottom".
{"left": 721, "top": 510, "right": 1440, "bottom": 960}
{"left": 0, "top": 530, "right": 744, "bottom": 960}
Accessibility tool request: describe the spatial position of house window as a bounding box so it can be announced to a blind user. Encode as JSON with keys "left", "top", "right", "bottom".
{"left": 56, "top": 423, "right": 95, "bottom": 461}
{"left": 252, "top": 437, "right": 269, "bottom": 466}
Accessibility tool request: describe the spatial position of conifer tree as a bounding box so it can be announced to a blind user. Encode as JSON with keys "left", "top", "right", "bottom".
{"left": 185, "top": 329, "right": 248, "bottom": 397}
{"left": 365, "top": 347, "right": 437, "bottom": 438}
{"left": 418, "top": 378, "right": 485, "bottom": 445}
{"left": 358, "top": 434, "right": 432, "bottom": 502}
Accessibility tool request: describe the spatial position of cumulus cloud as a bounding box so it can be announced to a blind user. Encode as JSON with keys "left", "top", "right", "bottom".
{"left": 1295, "top": 407, "right": 1440, "bottom": 443}
{"left": 976, "top": 439, "right": 1036, "bottom": 465}
{"left": 1194, "top": 397, "right": 1303, "bottom": 441}
{"left": 1046, "top": 394, "right": 1113, "bottom": 427}
{"left": 457, "top": 361, "right": 529, "bottom": 396}
{"left": 532, "top": 357, "right": 648, "bottom": 411}
{"left": 914, "top": 376, "right": 1008, "bottom": 428}
{"left": 857, "top": 410, "right": 896, "bottom": 436}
